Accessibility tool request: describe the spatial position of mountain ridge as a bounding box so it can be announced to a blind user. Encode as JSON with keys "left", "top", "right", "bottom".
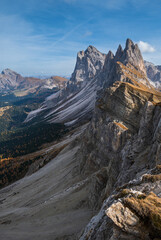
{"left": 0, "top": 68, "right": 68, "bottom": 93}
{"left": 25, "top": 39, "right": 158, "bottom": 126}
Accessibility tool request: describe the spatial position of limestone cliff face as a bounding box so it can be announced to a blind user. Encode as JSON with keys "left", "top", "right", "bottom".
{"left": 78, "top": 41, "right": 161, "bottom": 239}
{"left": 70, "top": 46, "right": 106, "bottom": 85}
{"left": 79, "top": 94, "right": 161, "bottom": 240}
{"left": 56, "top": 46, "right": 106, "bottom": 97}
{"left": 78, "top": 59, "right": 161, "bottom": 175}
{"left": 59, "top": 45, "right": 106, "bottom": 98}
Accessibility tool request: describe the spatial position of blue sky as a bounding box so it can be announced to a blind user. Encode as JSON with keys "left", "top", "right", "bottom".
{"left": 0, "top": 0, "right": 161, "bottom": 76}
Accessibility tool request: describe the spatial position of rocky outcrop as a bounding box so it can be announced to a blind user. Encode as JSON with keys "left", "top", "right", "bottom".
{"left": 106, "top": 201, "right": 141, "bottom": 237}
{"left": 105, "top": 166, "right": 161, "bottom": 240}
{"left": 79, "top": 164, "right": 161, "bottom": 240}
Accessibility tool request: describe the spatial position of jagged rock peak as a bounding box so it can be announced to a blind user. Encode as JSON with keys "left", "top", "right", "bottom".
{"left": 125, "top": 38, "right": 134, "bottom": 49}
{"left": 85, "top": 45, "right": 100, "bottom": 54}
{"left": 115, "top": 44, "right": 123, "bottom": 60}
{"left": 76, "top": 45, "right": 104, "bottom": 61}
{"left": 1, "top": 68, "right": 19, "bottom": 76}
{"left": 99, "top": 38, "right": 147, "bottom": 88}
{"left": 103, "top": 50, "right": 114, "bottom": 74}
{"left": 122, "top": 38, "right": 146, "bottom": 75}
{"left": 107, "top": 50, "right": 114, "bottom": 59}
{"left": 77, "top": 45, "right": 103, "bottom": 58}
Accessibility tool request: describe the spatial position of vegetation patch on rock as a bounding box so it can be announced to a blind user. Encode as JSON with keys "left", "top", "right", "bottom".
{"left": 123, "top": 192, "right": 161, "bottom": 235}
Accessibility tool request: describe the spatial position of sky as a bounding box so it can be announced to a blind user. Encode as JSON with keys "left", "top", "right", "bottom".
{"left": 0, "top": 0, "right": 161, "bottom": 76}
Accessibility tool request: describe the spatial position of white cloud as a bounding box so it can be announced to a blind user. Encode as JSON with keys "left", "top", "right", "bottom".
{"left": 138, "top": 41, "right": 155, "bottom": 53}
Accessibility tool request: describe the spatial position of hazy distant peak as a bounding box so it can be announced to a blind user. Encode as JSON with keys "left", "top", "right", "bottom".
{"left": 1, "top": 68, "right": 19, "bottom": 76}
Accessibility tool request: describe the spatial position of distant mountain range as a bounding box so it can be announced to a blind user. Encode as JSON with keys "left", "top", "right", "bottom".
{"left": 29, "top": 74, "right": 70, "bottom": 80}
{"left": 0, "top": 68, "right": 68, "bottom": 94}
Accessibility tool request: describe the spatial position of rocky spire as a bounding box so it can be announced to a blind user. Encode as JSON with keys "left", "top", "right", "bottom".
{"left": 120, "top": 38, "right": 146, "bottom": 75}
{"left": 103, "top": 51, "right": 114, "bottom": 73}
{"left": 125, "top": 38, "right": 134, "bottom": 50}
{"left": 115, "top": 44, "right": 123, "bottom": 61}
{"left": 85, "top": 45, "right": 98, "bottom": 54}
{"left": 107, "top": 50, "right": 114, "bottom": 59}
